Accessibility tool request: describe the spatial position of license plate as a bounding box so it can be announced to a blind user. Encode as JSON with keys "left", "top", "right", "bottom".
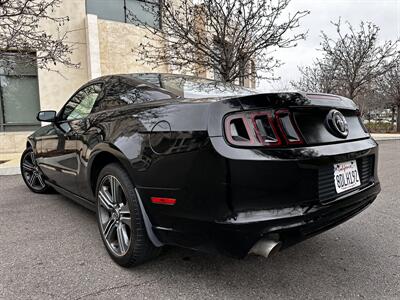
{"left": 334, "top": 160, "right": 361, "bottom": 193}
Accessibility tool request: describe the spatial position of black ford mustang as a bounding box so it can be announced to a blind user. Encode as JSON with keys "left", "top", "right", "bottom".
{"left": 21, "top": 73, "right": 381, "bottom": 267}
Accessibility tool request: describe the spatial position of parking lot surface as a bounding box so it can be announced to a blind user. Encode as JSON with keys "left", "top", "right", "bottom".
{"left": 0, "top": 141, "right": 399, "bottom": 299}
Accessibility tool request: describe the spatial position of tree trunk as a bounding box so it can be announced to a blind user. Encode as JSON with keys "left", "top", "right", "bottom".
{"left": 397, "top": 104, "right": 400, "bottom": 133}
{"left": 391, "top": 106, "right": 396, "bottom": 131}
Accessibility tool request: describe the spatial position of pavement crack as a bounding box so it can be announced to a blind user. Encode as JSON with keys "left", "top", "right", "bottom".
{"left": 74, "top": 283, "right": 130, "bottom": 300}
{"left": 73, "top": 279, "right": 154, "bottom": 300}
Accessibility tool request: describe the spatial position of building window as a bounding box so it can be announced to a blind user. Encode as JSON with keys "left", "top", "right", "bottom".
{"left": 86, "top": 0, "right": 160, "bottom": 28}
{"left": 0, "top": 53, "right": 41, "bottom": 132}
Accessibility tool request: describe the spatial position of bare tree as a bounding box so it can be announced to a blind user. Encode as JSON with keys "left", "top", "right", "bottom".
{"left": 319, "top": 19, "right": 399, "bottom": 100}
{"left": 0, "top": 0, "right": 78, "bottom": 71}
{"left": 291, "top": 18, "right": 399, "bottom": 121}
{"left": 356, "top": 83, "right": 386, "bottom": 117}
{"left": 291, "top": 59, "right": 341, "bottom": 94}
{"left": 129, "top": 0, "right": 309, "bottom": 84}
{"left": 378, "top": 62, "right": 400, "bottom": 132}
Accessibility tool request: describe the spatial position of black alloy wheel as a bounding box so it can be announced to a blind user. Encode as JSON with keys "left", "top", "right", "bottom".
{"left": 20, "top": 148, "right": 51, "bottom": 193}
{"left": 96, "top": 163, "right": 161, "bottom": 267}
{"left": 98, "top": 174, "right": 132, "bottom": 256}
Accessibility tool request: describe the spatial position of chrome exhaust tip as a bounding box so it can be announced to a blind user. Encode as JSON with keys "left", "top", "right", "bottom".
{"left": 249, "top": 238, "right": 282, "bottom": 258}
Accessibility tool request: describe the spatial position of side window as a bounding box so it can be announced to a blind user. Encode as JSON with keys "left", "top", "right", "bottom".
{"left": 0, "top": 53, "right": 41, "bottom": 132}
{"left": 86, "top": 0, "right": 161, "bottom": 28}
{"left": 92, "top": 77, "right": 174, "bottom": 113}
{"left": 61, "top": 84, "right": 103, "bottom": 121}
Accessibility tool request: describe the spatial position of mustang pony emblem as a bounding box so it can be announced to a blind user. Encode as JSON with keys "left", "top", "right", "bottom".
{"left": 326, "top": 109, "right": 349, "bottom": 138}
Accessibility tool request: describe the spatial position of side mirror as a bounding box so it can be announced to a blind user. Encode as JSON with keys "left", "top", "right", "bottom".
{"left": 37, "top": 110, "right": 57, "bottom": 122}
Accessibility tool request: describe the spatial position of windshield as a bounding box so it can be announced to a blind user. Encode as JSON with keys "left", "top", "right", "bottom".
{"left": 127, "top": 73, "right": 256, "bottom": 99}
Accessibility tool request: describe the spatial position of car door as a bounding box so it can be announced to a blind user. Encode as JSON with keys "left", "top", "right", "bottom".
{"left": 36, "top": 83, "right": 103, "bottom": 192}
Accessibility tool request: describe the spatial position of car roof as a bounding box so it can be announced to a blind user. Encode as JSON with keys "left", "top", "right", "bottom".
{"left": 86, "top": 73, "right": 351, "bottom": 103}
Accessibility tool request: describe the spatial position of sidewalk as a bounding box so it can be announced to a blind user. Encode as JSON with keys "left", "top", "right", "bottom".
{"left": 0, "top": 133, "right": 399, "bottom": 176}
{"left": 371, "top": 133, "right": 400, "bottom": 141}
{"left": 0, "top": 152, "right": 21, "bottom": 175}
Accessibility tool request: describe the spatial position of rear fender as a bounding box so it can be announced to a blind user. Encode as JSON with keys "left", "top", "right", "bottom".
{"left": 88, "top": 143, "right": 163, "bottom": 247}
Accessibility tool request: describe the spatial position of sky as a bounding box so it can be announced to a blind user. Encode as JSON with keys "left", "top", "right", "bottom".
{"left": 260, "top": 0, "right": 400, "bottom": 90}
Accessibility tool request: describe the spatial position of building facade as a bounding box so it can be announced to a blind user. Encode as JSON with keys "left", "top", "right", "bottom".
{"left": 0, "top": 0, "right": 170, "bottom": 153}
{"left": 0, "top": 0, "right": 255, "bottom": 154}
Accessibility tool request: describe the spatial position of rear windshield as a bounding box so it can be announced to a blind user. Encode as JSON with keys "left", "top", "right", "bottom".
{"left": 126, "top": 73, "right": 256, "bottom": 99}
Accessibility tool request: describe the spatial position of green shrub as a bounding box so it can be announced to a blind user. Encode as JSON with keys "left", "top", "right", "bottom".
{"left": 364, "top": 121, "right": 396, "bottom": 133}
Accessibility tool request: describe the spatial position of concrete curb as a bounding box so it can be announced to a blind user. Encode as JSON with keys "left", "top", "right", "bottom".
{"left": 373, "top": 137, "right": 400, "bottom": 141}
{"left": 0, "top": 152, "right": 21, "bottom": 176}
{"left": 0, "top": 167, "right": 20, "bottom": 176}
{"left": 371, "top": 134, "right": 400, "bottom": 141}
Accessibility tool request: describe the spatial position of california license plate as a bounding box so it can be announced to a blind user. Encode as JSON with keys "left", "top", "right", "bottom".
{"left": 334, "top": 160, "right": 361, "bottom": 193}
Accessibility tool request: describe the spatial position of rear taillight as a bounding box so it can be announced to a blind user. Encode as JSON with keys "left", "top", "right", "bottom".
{"left": 275, "top": 109, "right": 303, "bottom": 145}
{"left": 224, "top": 110, "right": 303, "bottom": 147}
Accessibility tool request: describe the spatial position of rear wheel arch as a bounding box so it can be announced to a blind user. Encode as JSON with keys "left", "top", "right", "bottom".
{"left": 88, "top": 149, "right": 134, "bottom": 197}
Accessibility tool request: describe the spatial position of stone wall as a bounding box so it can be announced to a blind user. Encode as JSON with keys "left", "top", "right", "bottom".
{"left": 97, "top": 19, "right": 168, "bottom": 75}
{"left": 37, "top": 0, "right": 90, "bottom": 112}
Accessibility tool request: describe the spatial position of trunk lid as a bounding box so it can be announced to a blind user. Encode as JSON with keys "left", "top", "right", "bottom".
{"left": 236, "top": 92, "right": 357, "bottom": 111}
{"left": 220, "top": 92, "right": 369, "bottom": 145}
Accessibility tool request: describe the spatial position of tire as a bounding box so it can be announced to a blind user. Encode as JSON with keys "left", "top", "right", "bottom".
{"left": 20, "top": 148, "right": 52, "bottom": 194}
{"left": 95, "top": 163, "right": 161, "bottom": 267}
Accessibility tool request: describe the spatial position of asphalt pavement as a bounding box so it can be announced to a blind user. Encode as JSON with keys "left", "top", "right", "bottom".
{"left": 0, "top": 140, "right": 399, "bottom": 299}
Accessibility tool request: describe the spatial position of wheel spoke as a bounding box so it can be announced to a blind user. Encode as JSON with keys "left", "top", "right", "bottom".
{"left": 120, "top": 204, "right": 131, "bottom": 227}
{"left": 103, "top": 218, "right": 116, "bottom": 240}
{"left": 116, "top": 223, "right": 129, "bottom": 254}
{"left": 28, "top": 173, "right": 37, "bottom": 186}
{"left": 110, "top": 176, "right": 119, "bottom": 203}
{"left": 22, "top": 161, "right": 35, "bottom": 172}
{"left": 36, "top": 174, "right": 45, "bottom": 188}
{"left": 120, "top": 203, "right": 130, "bottom": 213}
{"left": 99, "top": 189, "right": 114, "bottom": 211}
{"left": 104, "top": 187, "right": 115, "bottom": 204}
{"left": 120, "top": 216, "right": 131, "bottom": 227}
{"left": 30, "top": 152, "right": 36, "bottom": 164}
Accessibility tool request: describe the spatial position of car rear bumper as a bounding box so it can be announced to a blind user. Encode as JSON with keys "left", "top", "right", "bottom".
{"left": 153, "top": 181, "right": 380, "bottom": 258}
{"left": 214, "top": 181, "right": 380, "bottom": 257}
{"left": 149, "top": 137, "right": 380, "bottom": 258}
